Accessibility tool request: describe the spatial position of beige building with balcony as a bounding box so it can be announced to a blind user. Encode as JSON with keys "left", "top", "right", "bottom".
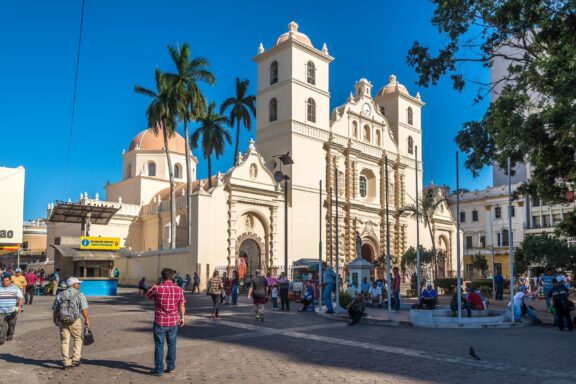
{"left": 46, "top": 22, "right": 458, "bottom": 285}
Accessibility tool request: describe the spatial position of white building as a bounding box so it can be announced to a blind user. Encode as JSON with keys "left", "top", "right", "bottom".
{"left": 46, "top": 22, "right": 458, "bottom": 285}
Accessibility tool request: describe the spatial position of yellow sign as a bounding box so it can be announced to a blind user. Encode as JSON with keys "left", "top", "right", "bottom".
{"left": 80, "top": 236, "right": 120, "bottom": 250}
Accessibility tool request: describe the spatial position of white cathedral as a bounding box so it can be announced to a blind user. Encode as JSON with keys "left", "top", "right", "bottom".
{"left": 47, "top": 22, "right": 458, "bottom": 284}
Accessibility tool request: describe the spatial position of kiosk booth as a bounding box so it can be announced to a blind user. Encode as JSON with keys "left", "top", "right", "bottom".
{"left": 49, "top": 201, "right": 122, "bottom": 296}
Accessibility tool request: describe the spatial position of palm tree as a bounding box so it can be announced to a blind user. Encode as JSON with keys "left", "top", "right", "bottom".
{"left": 400, "top": 188, "right": 447, "bottom": 279}
{"left": 220, "top": 78, "right": 256, "bottom": 166}
{"left": 164, "top": 43, "right": 215, "bottom": 246}
{"left": 135, "top": 68, "right": 178, "bottom": 249}
{"left": 191, "top": 102, "right": 231, "bottom": 189}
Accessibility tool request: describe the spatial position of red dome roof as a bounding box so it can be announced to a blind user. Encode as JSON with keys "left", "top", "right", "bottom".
{"left": 128, "top": 129, "right": 186, "bottom": 154}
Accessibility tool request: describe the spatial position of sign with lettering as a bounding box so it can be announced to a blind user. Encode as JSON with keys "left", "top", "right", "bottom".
{"left": 0, "top": 167, "right": 25, "bottom": 245}
{"left": 80, "top": 236, "right": 121, "bottom": 250}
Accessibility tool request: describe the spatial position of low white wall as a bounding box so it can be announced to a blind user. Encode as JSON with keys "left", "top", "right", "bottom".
{"left": 116, "top": 247, "right": 205, "bottom": 289}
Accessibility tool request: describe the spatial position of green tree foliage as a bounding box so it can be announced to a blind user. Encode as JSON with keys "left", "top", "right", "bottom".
{"left": 514, "top": 234, "right": 576, "bottom": 274}
{"left": 401, "top": 246, "right": 446, "bottom": 279}
{"left": 135, "top": 69, "right": 178, "bottom": 248}
{"left": 470, "top": 253, "right": 488, "bottom": 277}
{"left": 191, "top": 102, "right": 232, "bottom": 189}
{"left": 407, "top": 1, "right": 576, "bottom": 207}
{"left": 220, "top": 78, "right": 256, "bottom": 166}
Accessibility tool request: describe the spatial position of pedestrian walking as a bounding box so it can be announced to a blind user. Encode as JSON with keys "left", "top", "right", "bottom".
{"left": 183, "top": 274, "right": 191, "bottom": 291}
{"left": 271, "top": 282, "right": 279, "bottom": 310}
{"left": 207, "top": 271, "right": 223, "bottom": 318}
{"left": 221, "top": 272, "right": 230, "bottom": 304}
{"left": 231, "top": 270, "right": 239, "bottom": 305}
{"left": 52, "top": 277, "right": 91, "bottom": 369}
{"left": 494, "top": 271, "right": 504, "bottom": 300}
{"left": 24, "top": 268, "right": 37, "bottom": 305}
{"left": 547, "top": 278, "right": 573, "bottom": 331}
{"left": 391, "top": 267, "right": 401, "bottom": 310}
{"left": 0, "top": 272, "right": 23, "bottom": 344}
{"left": 248, "top": 269, "right": 268, "bottom": 322}
{"left": 11, "top": 268, "right": 27, "bottom": 295}
{"left": 53, "top": 269, "right": 60, "bottom": 295}
{"left": 192, "top": 272, "right": 201, "bottom": 294}
{"left": 278, "top": 272, "right": 290, "bottom": 311}
{"left": 323, "top": 263, "right": 336, "bottom": 314}
{"left": 145, "top": 268, "right": 185, "bottom": 376}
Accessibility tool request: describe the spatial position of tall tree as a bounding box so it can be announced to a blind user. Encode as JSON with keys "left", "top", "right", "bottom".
{"left": 190, "top": 102, "right": 231, "bottom": 189}
{"left": 135, "top": 68, "right": 178, "bottom": 249}
{"left": 220, "top": 78, "right": 256, "bottom": 165}
{"left": 164, "top": 43, "right": 215, "bottom": 246}
{"left": 400, "top": 188, "right": 447, "bottom": 278}
{"left": 406, "top": 0, "right": 576, "bottom": 226}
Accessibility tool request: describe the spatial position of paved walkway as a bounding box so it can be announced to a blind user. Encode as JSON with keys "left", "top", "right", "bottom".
{"left": 0, "top": 288, "right": 574, "bottom": 383}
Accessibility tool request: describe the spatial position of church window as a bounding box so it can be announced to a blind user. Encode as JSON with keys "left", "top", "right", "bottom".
{"left": 359, "top": 175, "right": 367, "bottom": 198}
{"left": 363, "top": 125, "right": 370, "bottom": 142}
{"left": 148, "top": 161, "right": 156, "bottom": 177}
{"left": 306, "top": 61, "right": 315, "bottom": 85}
{"left": 307, "top": 98, "right": 316, "bottom": 123}
{"left": 269, "top": 98, "right": 277, "bottom": 122}
{"left": 502, "top": 229, "right": 509, "bottom": 247}
{"left": 270, "top": 61, "right": 278, "bottom": 85}
{"left": 174, "top": 163, "right": 182, "bottom": 179}
{"left": 352, "top": 121, "right": 358, "bottom": 138}
{"left": 408, "top": 136, "right": 414, "bottom": 155}
{"left": 407, "top": 106, "right": 413, "bottom": 125}
{"left": 375, "top": 130, "right": 381, "bottom": 146}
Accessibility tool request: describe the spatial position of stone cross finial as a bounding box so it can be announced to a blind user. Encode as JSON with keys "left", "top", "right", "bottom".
{"left": 95, "top": 193, "right": 100, "bottom": 201}
{"left": 248, "top": 138, "right": 256, "bottom": 151}
{"left": 258, "top": 42, "right": 264, "bottom": 54}
{"left": 322, "top": 43, "right": 328, "bottom": 54}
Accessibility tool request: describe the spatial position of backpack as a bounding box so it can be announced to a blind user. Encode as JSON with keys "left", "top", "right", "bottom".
{"left": 58, "top": 292, "right": 80, "bottom": 324}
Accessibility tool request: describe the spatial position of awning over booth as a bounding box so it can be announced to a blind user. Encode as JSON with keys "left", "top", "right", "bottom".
{"left": 51, "top": 245, "right": 119, "bottom": 261}
{"left": 49, "top": 202, "right": 120, "bottom": 225}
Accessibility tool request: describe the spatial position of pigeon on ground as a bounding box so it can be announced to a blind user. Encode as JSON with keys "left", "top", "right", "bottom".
{"left": 469, "top": 346, "right": 480, "bottom": 360}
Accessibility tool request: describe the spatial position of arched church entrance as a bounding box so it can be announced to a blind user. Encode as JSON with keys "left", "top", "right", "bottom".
{"left": 361, "top": 243, "right": 374, "bottom": 263}
{"left": 236, "top": 234, "right": 264, "bottom": 279}
{"left": 437, "top": 235, "right": 449, "bottom": 278}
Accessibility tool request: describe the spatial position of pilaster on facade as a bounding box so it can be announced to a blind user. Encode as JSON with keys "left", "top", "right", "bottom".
{"left": 401, "top": 223, "right": 407, "bottom": 255}
{"left": 269, "top": 206, "right": 278, "bottom": 267}
{"left": 227, "top": 198, "right": 237, "bottom": 267}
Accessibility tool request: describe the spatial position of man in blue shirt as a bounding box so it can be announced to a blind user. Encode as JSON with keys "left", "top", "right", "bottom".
{"left": 494, "top": 271, "right": 504, "bottom": 300}
{"left": 323, "top": 263, "right": 336, "bottom": 314}
{"left": 421, "top": 284, "right": 438, "bottom": 309}
{"left": 360, "top": 277, "right": 371, "bottom": 297}
{"left": 0, "top": 272, "right": 23, "bottom": 344}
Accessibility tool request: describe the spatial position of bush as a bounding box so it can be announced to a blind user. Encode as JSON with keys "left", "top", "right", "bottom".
{"left": 472, "top": 278, "right": 510, "bottom": 290}
{"left": 435, "top": 278, "right": 458, "bottom": 293}
{"left": 338, "top": 291, "right": 352, "bottom": 308}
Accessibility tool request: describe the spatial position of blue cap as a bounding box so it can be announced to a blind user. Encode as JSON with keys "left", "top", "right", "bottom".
{"left": 1, "top": 272, "right": 11, "bottom": 279}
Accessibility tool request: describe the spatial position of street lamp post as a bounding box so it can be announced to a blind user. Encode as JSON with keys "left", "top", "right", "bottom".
{"left": 273, "top": 152, "right": 294, "bottom": 276}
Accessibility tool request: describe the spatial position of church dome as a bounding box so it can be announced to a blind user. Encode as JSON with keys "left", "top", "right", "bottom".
{"left": 152, "top": 183, "right": 186, "bottom": 203}
{"left": 275, "top": 21, "right": 313, "bottom": 48}
{"left": 376, "top": 74, "right": 410, "bottom": 97}
{"left": 128, "top": 129, "right": 186, "bottom": 154}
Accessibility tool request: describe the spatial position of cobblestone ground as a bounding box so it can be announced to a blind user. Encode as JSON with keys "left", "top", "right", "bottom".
{"left": 1, "top": 289, "right": 575, "bottom": 384}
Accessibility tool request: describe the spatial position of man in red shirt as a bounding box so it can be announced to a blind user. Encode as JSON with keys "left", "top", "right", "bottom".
{"left": 391, "top": 267, "right": 401, "bottom": 310}
{"left": 466, "top": 287, "right": 484, "bottom": 316}
{"left": 24, "top": 269, "right": 37, "bottom": 305}
{"left": 145, "top": 268, "right": 185, "bottom": 377}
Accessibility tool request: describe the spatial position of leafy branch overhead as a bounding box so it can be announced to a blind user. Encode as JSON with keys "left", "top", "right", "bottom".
{"left": 407, "top": 0, "right": 576, "bottom": 206}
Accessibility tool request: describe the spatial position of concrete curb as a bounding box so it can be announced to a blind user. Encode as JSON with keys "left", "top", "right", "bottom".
{"left": 315, "top": 308, "right": 412, "bottom": 327}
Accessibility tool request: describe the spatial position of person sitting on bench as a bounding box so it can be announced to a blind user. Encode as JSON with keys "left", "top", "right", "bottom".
{"left": 297, "top": 282, "right": 315, "bottom": 312}
{"left": 347, "top": 293, "right": 366, "bottom": 326}
{"left": 368, "top": 282, "right": 382, "bottom": 307}
{"left": 421, "top": 284, "right": 438, "bottom": 309}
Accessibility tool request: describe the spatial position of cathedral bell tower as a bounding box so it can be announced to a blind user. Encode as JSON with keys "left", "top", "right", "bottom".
{"left": 252, "top": 21, "right": 333, "bottom": 190}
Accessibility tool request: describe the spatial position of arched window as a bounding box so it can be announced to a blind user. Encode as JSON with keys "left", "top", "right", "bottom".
{"left": 352, "top": 121, "right": 358, "bottom": 138}
{"left": 407, "top": 106, "right": 413, "bottom": 125}
{"left": 363, "top": 125, "right": 370, "bottom": 142}
{"left": 306, "top": 61, "right": 315, "bottom": 85}
{"left": 174, "top": 163, "right": 182, "bottom": 179}
{"left": 307, "top": 98, "right": 316, "bottom": 122}
{"left": 375, "top": 130, "right": 381, "bottom": 146}
{"left": 408, "top": 136, "right": 414, "bottom": 155}
{"left": 269, "top": 98, "right": 277, "bottom": 122}
{"left": 270, "top": 61, "right": 278, "bottom": 85}
{"left": 359, "top": 175, "right": 367, "bottom": 198}
{"left": 125, "top": 164, "right": 131, "bottom": 179}
{"left": 502, "top": 229, "right": 509, "bottom": 247}
{"left": 148, "top": 161, "right": 156, "bottom": 177}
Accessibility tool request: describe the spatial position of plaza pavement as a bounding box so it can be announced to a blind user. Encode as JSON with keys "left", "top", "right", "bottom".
{"left": 0, "top": 288, "right": 574, "bottom": 384}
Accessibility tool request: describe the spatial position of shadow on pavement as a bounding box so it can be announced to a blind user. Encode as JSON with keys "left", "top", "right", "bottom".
{"left": 0, "top": 353, "right": 150, "bottom": 374}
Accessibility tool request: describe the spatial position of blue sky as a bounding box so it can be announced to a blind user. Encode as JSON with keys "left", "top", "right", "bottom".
{"left": 0, "top": 0, "right": 491, "bottom": 220}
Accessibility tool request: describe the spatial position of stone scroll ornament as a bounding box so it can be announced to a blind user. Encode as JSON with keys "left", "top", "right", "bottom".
{"left": 356, "top": 231, "right": 362, "bottom": 259}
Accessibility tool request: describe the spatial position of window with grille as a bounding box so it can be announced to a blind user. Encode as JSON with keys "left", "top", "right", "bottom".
{"left": 472, "top": 210, "right": 479, "bottom": 222}
{"left": 269, "top": 98, "right": 277, "bottom": 122}
{"left": 359, "top": 176, "right": 367, "bottom": 198}
{"left": 408, "top": 136, "right": 414, "bottom": 154}
{"left": 407, "top": 107, "right": 413, "bottom": 125}
{"left": 306, "top": 61, "right": 315, "bottom": 85}
{"left": 460, "top": 211, "right": 466, "bottom": 222}
{"left": 495, "top": 207, "right": 501, "bottom": 219}
{"left": 307, "top": 98, "right": 316, "bottom": 122}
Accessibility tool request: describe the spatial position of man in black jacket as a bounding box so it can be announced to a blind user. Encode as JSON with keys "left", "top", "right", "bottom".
{"left": 547, "top": 278, "right": 573, "bottom": 331}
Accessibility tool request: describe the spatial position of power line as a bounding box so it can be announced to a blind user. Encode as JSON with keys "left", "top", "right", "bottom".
{"left": 63, "top": 0, "right": 86, "bottom": 196}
